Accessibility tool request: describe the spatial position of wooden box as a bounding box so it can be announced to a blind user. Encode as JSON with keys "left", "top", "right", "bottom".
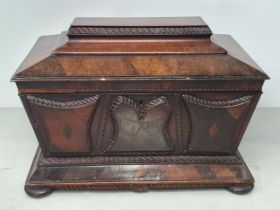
{"left": 11, "top": 17, "right": 269, "bottom": 197}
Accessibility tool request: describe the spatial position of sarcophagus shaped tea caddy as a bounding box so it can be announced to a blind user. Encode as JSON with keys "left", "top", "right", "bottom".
{"left": 11, "top": 17, "right": 269, "bottom": 197}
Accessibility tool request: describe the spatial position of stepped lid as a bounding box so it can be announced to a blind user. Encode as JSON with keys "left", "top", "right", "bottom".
{"left": 11, "top": 17, "right": 269, "bottom": 82}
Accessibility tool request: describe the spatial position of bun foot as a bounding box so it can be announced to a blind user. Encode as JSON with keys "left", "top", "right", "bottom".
{"left": 25, "top": 185, "right": 53, "bottom": 198}
{"left": 227, "top": 184, "right": 254, "bottom": 194}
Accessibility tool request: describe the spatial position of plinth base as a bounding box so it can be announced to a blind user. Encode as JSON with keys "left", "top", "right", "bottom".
{"left": 25, "top": 148, "right": 254, "bottom": 197}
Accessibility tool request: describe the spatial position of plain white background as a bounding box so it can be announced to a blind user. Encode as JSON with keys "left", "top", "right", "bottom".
{"left": 0, "top": 0, "right": 279, "bottom": 107}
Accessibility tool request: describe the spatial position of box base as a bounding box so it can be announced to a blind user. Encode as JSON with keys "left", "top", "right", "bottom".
{"left": 25, "top": 148, "right": 254, "bottom": 197}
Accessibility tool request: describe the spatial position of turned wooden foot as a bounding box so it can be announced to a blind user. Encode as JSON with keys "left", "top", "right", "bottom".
{"left": 227, "top": 184, "right": 254, "bottom": 194}
{"left": 25, "top": 185, "right": 53, "bottom": 198}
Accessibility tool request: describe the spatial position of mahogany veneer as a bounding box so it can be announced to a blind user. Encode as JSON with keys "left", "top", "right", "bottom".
{"left": 11, "top": 17, "right": 269, "bottom": 197}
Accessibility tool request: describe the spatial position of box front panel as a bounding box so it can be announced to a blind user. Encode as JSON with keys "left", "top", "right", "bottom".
{"left": 20, "top": 91, "right": 260, "bottom": 157}
{"left": 21, "top": 94, "right": 100, "bottom": 156}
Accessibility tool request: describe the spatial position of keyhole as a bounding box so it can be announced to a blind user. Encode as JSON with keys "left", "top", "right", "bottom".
{"left": 139, "top": 100, "right": 144, "bottom": 106}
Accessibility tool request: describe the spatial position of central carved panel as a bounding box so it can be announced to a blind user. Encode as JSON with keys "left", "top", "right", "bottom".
{"left": 104, "top": 96, "right": 174, "bottom": 152}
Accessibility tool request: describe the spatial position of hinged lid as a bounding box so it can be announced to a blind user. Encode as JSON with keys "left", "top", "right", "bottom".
{"left": 11, "top": 17, "right": 269, "bottom": 82}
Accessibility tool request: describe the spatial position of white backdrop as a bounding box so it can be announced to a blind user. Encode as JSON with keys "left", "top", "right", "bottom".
{"left": 0, "top": 0, "right": 279, "bottom": 107}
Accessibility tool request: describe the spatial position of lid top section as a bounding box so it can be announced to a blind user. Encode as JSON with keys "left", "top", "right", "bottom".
{"left": 68, "top": 17, "right": 212, "bottom": 37}
{"left": 11, "top": 17, "right": 269, "bottom": 82}
{"left": 71, "top": 17, "right": 208, "bottom": 27}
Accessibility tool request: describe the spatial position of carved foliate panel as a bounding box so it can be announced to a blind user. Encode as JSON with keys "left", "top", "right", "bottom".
{"left": 103, "top": 96, "right": 175, "bottom": 152}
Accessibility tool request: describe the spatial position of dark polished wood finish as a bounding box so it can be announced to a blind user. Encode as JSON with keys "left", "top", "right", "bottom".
{"left": 11, "top": 17, "right": 268, "bottom": 197}
{"left": 25, "top": 148, "right": 254, "bottom": 197}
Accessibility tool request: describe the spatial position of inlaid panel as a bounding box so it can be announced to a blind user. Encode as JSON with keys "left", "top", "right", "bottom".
{"left": 182, "top": 93, "right": 257, "bottom": 154}
{"left": 22, "top": 94, "right": 100, "bottom": 156}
